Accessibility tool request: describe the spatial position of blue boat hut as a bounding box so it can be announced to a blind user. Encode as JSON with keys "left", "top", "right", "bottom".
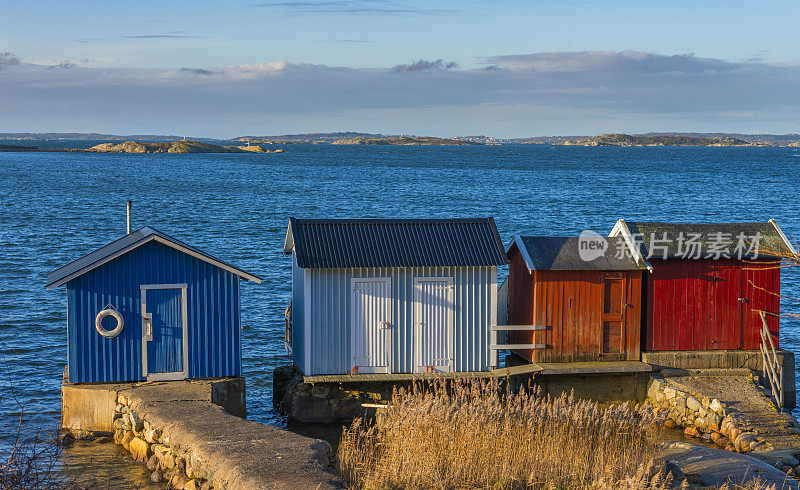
{"left": 283, "top": 218, "right": 508, "bottom": 375}
{"left": 46, "top": 227, "right": 262, "bottom": 384}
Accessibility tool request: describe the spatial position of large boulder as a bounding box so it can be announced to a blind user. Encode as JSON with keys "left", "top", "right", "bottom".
{"left": 273, "top": 364, "right": 302, "bottom": 409}
{"left": 129, "top": 436, "right": 151, "bottom": 462}
{"left": 687, "top": 396, "right": 702, "bottom": 412}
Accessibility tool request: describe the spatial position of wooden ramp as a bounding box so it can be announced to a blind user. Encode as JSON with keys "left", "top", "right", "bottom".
{"left": 303, "top": 361, "right": 651, "bottom": 384}
{"left": 493, "top": 361, "right": 652, "bottom": 377}
{"left": 303, "top": 371, "right": 500, "bottom": 384}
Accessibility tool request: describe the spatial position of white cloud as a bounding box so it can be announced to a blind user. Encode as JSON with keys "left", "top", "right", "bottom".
{"left": 485, "top": 50, "right": 739, "bottom": 74}
{"left": 0, "top": 51, "right": 21, "bottom": 69}
{"left": 1, "top": 50, "right": 799, "bottom": 135}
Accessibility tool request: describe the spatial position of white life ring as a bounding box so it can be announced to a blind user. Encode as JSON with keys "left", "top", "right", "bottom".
{"left": 95, "top": 308, "right": 124, "bottom": 338}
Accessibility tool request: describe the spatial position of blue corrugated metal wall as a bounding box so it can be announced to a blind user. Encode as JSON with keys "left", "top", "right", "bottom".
{"left": 293, "top": 265, "right": 497, "bottom": 375}
{"left": 67, "top": 240, "right": 241, "bottom": 383}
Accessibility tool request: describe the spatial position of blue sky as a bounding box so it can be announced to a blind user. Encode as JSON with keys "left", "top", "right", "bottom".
{"left": 2, "top": 0, "right": 800, "bottom": 137}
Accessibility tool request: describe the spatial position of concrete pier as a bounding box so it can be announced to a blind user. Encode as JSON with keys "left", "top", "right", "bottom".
{"left": 643, "top": 350, "right": 796, "bottom": 408}
{"left": 646, "top": 368, "right": 800, "bottom": 477}
{"left": 62, "top": 379, "right": 341, "bottom": 489}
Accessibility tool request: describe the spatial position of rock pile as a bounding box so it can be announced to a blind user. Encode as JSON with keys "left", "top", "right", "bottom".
{"left": 274, "top": 364, "right": 388, "bottom": 423}
{"left": 645, "top": 375, "right": 770, "bottom": 454}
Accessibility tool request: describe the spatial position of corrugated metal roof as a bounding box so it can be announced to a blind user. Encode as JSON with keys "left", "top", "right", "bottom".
{"left": 623, "top": 221, "right": 795, "bottom": 259}
{"left": 510, "top": 236, "right": 646, "bottom": 271}
{"left": 46, "top": 226, "right": 262, "bottom": 289}
{"left": 285, "top": 218, "right": 508, "bottom": 268}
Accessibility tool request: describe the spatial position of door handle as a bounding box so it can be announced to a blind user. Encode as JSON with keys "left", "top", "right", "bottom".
{"left": 144, "top": 313, "right": 153, "bottom": 341}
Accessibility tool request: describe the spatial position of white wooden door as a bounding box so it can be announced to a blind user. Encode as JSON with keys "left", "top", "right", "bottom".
{"left": 350, "top": 278, "right": 392, "bottom": 373}
{"left": 414, "top": 277, "right": 454, "bottom": 373}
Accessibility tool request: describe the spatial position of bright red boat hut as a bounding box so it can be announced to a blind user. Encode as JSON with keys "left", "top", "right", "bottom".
{"left": 609, "top": 220, "right": 796, "bottom": 352}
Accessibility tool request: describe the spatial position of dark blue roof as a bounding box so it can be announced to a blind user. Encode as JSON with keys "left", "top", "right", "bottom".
{"left": 285, "top": 218, "right": 508, "bottom": 268}
{"left": 46, "top": 226, "right": 262, "bottom": 289}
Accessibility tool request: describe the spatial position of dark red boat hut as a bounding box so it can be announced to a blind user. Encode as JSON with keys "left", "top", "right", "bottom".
{"left": 505, "top": 236, "right": 646, "bottom": 363}
{"left": 609, "top": 220, "right": 796, "bottom": 351}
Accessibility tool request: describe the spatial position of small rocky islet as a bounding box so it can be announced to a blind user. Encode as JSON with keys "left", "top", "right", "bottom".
{"left": 559, "top": 133, "right": 758, "bottom": 147}
{"left": 85, "top": 140, "right": 283, "bottom": 153}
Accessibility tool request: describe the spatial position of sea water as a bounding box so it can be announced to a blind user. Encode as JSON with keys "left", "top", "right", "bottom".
{"left": 1, "top": 143, "right": 799, "bottom": 479}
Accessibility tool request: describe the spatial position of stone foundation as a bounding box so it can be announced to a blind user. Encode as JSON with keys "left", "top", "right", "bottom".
{"left": 644, "top": 371, "right": 800, "bottom": 478}
{"left": 643, "top": 350, "right": 796, "bottom": 408}
{"left": 274, "top": 365, "right": 392, "bottom": 423}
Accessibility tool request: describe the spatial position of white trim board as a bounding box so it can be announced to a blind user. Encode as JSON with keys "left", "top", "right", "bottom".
{"left": 303, "top": 268, "right": 311, "bottom": 375}
{"left": 506, "top": 235, "right": 537, "bottom": 273}
{"left": 47, "top": 234, "right": 261, "bottom": 290}
{"left": 609, "top": 219, "right": 653, "bottom": 272}
{"left": 770, "top": 219, "right": 799, "bottom": 255}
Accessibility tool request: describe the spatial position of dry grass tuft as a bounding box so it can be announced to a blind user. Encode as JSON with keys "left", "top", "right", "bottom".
{"left": 338, "top": 378, "right": 671, "bottom": 489}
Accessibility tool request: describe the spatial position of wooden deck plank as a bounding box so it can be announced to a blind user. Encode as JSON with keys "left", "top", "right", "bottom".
{"left": 303, "top": 361, "right": 651, "bottom": 383}
{"left": 535, "top": 361, "right": 652, "bottom": 375}
{"left": 303, "top": 370, "right": 501, "bottom": 383}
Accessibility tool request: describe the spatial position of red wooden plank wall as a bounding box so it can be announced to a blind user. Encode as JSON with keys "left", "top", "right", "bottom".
{"left": 646, "top": 259, "right": 780, "bottom": 351}
{"left": 507, "top": 248, "right": 642, "bottom": 362}
{"left": 507, "top": 248, "right": 534, "bottom": 360}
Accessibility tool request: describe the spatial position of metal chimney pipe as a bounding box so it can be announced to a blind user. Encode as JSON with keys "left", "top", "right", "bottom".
{"left": 126, "top": 200, "right": 132, "bottom": 234}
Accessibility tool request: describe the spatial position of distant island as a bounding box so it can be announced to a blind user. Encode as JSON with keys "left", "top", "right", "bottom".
{"left": 3, "top": 131, "right": 800, "bottom": 148}
{"left": 0, "top": 144, "right": 39, "bottom": 151}
{"left": 235, "top": 133, "right": 478, "bottom": 145}
{"left": 85, "top": 140, "right": 282, "bottom": 153}
{"left": 557, "top": 133, "right": 756, "bottom": 147}
{"left": 234, "top": 132, "right": 381, "bottom": 144}
{"left": 330, "top": 136, "right": 479, "bottom": 145}
{"left": 0, "top": 132, "right": 200, "bottom": 142}
{"left": 0, "top": 140, "right": 283, "bottom": 154}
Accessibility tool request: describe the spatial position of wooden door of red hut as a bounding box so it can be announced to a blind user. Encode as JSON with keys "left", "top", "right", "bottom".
{"left": 602, "top": 276, "right": 626, "bottom": 356}
{"left": 506, "top": 236, "right": 646, "bottom": 363}
{"left": 609, "top": 220, "right": 793, "bottom": 352}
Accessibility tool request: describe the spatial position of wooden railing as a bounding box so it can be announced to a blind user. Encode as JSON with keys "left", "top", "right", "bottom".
{"left": 489, "top": 324, "right": 548, "bottom": 351}
{"left": 284, "top": 302, "right": 293, "bottom": 356}
{"left": 758, "top": 310, "right": 783, "bottom": 408}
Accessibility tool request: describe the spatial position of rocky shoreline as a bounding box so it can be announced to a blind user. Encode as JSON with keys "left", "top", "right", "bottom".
{"left": 645, "top": 372, "right": 800, "bottom": 477}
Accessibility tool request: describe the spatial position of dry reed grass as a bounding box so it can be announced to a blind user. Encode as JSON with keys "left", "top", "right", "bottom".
{"left": 338, "top": 378, "right": 671, "bottom": 489}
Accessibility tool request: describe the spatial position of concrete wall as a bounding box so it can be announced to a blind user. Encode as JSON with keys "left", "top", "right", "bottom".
{"left": 63, "top": 378, "right": 339, "bottom": 488}
{"left": 62, "top": 383, "right": 119, "bottom": 433}
{"left": 61, "top": 377, "right": 246, "bottom": 432}
{"left": 507, "top": 372, "right": 650, "bottom": 405}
